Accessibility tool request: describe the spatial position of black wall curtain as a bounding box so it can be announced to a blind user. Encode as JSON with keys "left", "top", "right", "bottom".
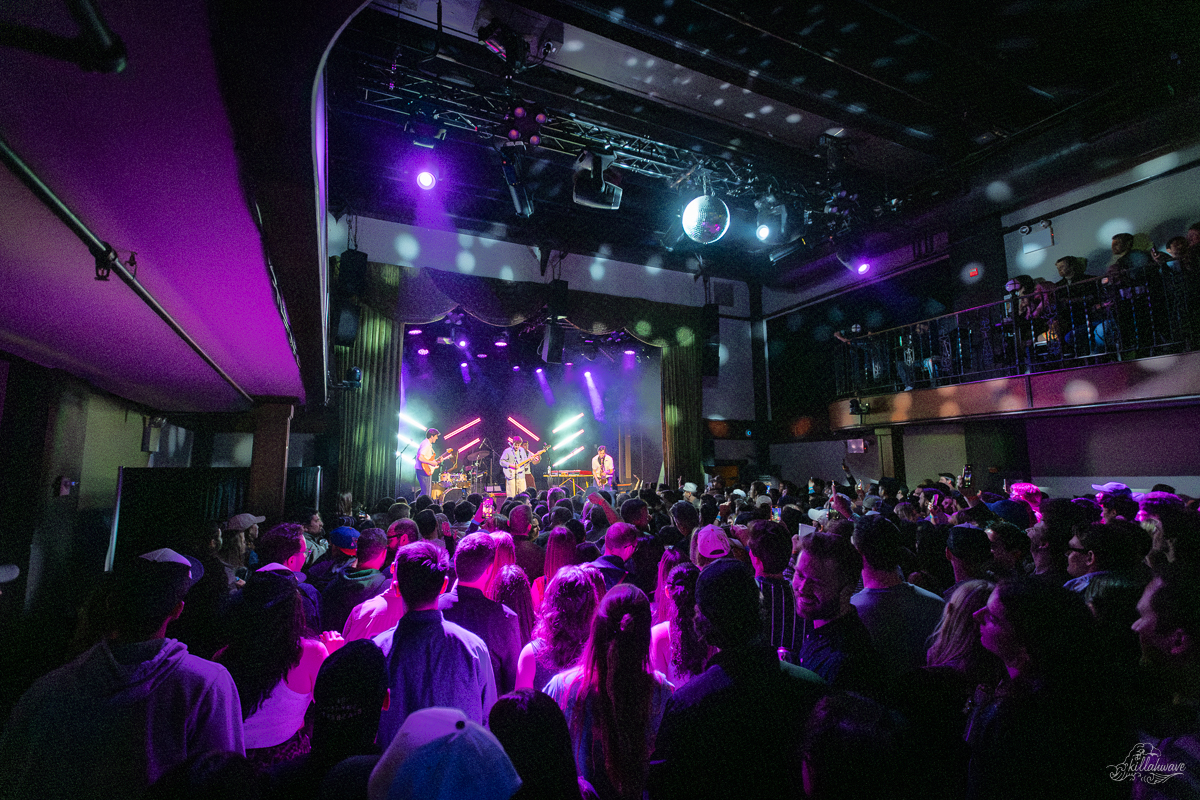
{"left": 354, "top": 260, "right": 706, "bottom": 487}
{"left": 334, "top": 302, "right": 402, "bottom": 506}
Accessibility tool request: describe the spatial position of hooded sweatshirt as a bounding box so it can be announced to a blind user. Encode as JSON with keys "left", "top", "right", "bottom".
{"left": 0, "top": 638, "right": 243, "bottom": 800}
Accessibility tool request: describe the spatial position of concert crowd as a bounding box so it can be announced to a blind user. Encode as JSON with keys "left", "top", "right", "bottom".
{"left": 1, "top": 470, "right": 1197, "bottom": 800}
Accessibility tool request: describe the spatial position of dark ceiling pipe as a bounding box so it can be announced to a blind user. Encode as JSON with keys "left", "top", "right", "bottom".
{"left": 0, "top": 135, "right": 255, "bottom": 408}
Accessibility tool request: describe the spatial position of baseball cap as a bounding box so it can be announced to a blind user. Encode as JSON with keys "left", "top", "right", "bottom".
{"left": 329, "top": 526, "right": 361, "bottom": 551}
{"left": 0, "top": 564, "right": 20, "bottom": 584}
{"left": 225, "top": 513, "right": 266, "bottom": 531}
{"left": 695, "top": 525, "right": 730, "bottom": 559}
{"left": 139, "top": 547, "right": 204, "bottom": 588}
{"left": 986, "top": 499, "right": 1032, "bottom": 530}
{"left": 1091, "top": 481, "right": 1132, "bottom": 496}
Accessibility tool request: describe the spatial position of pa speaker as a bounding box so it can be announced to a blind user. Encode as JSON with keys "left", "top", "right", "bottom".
{"left": 339, "top": 249, "right": 368, "bottom": 296}
{"left": 540, "top": 323, "right": 564, "bottom": 363}
{"left": 333, "top": 300, "right": 360, "bottom": 347}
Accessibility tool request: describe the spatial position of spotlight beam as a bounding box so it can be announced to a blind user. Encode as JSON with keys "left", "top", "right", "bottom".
{"left": 552, "top": 445, "right": 585, "bottom": 467}
{"left": 551, "top": 412, "right": 585, "bottom": 434}
{"left": 507, "top": 416, "right": 541, "bottom": 442}
{"left": 399, "top": 412, "right": 427, "bottom": 431}
{"left": 444, "top": 417, "right": 482, "bottom": 440}
{"left": 552, "top": 428, "right": 585, "bottom": 450}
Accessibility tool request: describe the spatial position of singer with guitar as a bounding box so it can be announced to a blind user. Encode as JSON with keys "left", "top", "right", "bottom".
{"left": 416, "top": 428, "right": 454, "bottom": 498}
{"left": 501, "top": 437, "right": 551, "bottom": 498}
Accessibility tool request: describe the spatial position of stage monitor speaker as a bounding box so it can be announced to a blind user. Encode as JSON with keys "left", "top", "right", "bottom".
{"left": 540, "top": 323, "right": 564, "bottom": 363}
{"left": 701, "top": 302, "right": 720, "bottom": 377}
{"left": 333, "top": 300, "right": 360, "bottom": 347}
{"left": 339, "top": 249, "right": 368, "bottom": 296}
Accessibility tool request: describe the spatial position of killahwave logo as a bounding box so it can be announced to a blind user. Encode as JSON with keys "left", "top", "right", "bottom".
{"left": 1108, "top": 743, "right": 1187, "bottom": 785}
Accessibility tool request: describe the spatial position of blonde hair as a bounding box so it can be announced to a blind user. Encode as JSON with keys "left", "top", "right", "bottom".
{"left": 926, "top": 579, "right": 995, "bottom": 669}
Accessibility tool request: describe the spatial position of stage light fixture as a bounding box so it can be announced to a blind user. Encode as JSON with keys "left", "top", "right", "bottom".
{"left": 552, "top": 412, "right": 585, "bottom": 433}
{"left": 513, "top": 365, "right": 520, "bottom": 371}
{"left": 477, "top": 353, "right": 488, "bottom": 359}
{"left": 458, "top": 437, "right": 482, "bottom": 453}
{"left": 553, "top": 428, "right": 585, "bottom": 449}
{"left": 495, "top": 331, "right": 510, "bottom": 347}
{"left": 499, "top": 146, "right": 534, "bottom": 218}
{"left": 417, "top": 347, "right": 430, "bottom": 355}
{"left": 836, "top": 249, "right": 871, "bottom": 276}
{"left": 572, "top": 148, "right": 622, "bottom": 210}
{"left": 399, "top": 412, "right": 427, "bottom": 431}
{"left": 505, "top": 101, "right": 548, "bottom": 146}
{"left": 444, "top": 417, "right": 482, "bottom": 440}
{"left": 397, "top": 434, "right": 421, "bottom": 449}
{"left": 416, "top": 170, "right": 437, "bottom": 190}
{"left": 460, "top": 361, "right": 468, "bottom": 368}
{"left": 552, "top": 445, "right": 585, "bottom": 467}
{"left": 507, "top": 416, "right": 541, "bottom": 442}
{"left": 408, "top": 328, "right": 423, "bottom": 335}
{"left": 458, "top": 339, "right": 468, "bottom": 348}
{"left": 754, "top": 194, "right": 787, "bottom": 243}
{"left": 682, "top": 195, "right": 730, "bottom": 244}
{"left": 536, "top": 368, "right": 543, "bottom": 373}
{"left": 624, "top": 349, "right": 636, "bottom": 355}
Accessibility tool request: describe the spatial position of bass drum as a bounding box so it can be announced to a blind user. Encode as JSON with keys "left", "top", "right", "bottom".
{"left": 442, "top": 487, "right": 465, "bottom": 504}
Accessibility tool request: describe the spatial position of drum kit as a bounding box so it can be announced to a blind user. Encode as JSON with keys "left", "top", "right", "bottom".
{"left": 431, "top": 448, "right": 493, "bottom": 499}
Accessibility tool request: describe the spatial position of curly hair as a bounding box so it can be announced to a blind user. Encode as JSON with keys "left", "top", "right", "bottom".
{"left": 533, "top": 565, "right": 599, "bottom": 673}
{"left": 219, "top": 571, "right": 306, "bottom": 718}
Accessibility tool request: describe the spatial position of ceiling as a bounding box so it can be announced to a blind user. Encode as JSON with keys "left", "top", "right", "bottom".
{"left": 0, "top": 0, "right": 1195, "bottom": 415}
{"left": 327, "top": 0, "right": 1200, "bottom": 285}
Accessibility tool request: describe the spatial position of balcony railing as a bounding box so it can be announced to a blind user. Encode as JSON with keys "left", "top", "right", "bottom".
{"left": 833, "top": 261, "right": 1195, "bottom": 399}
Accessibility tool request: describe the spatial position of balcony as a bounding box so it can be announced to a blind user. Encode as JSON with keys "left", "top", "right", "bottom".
{"left": 830, "top": 262, "right": 1200, "bottom": 429}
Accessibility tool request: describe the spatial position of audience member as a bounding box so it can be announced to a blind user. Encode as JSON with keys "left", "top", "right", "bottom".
{"left": 489, "top": 689, "right": 589, "bottom": 800}
{"left": 649, "top": 558, "right": 825, "bottom": 800}
{"left": 589, "top": 522, "right": 639, "bottom": 591}
{"left": 649, "top": 562, "right": 713, "bottom": 688}
{"left": 801, "top": 692, "right": 912, "bottom": 800}
{"left": 221, "top": 570, "right": 329, "bottom": 765}
{"left": 791, "top": 532, "right": 883, "bottom": 694}
{"left": 321, "top": 527, "right": 390, "bottom": 635}
{"left": 485, "top": 532, "right": 517, "bottom": 601}
{"left": 530, "top": 527, "right": 577, "bottom": 609}
{"left": 747, "top": 520, "right": 800, "bottom": 657}
{"left": 516, "top": 565, "right": 599, "bottom": 692}
{"left": 495, "top": 564, "right": 537, "bottom": 647}
{"left": 256, "top": 523, "right": 321, "bottom": 632}
{"left": 438, "top": 533, "right": 522, "bottom": 696}
{"left": 0, "top": 549, "right": 243, "bottom": 800}
{"left": 374, "top": 542, "right": 496, "bottom": 744}
{"left": 545, "top": 584, "right": 672, "bottom": 800}
{"left": 850, "top": 515, "right": 945, "bottom": 679}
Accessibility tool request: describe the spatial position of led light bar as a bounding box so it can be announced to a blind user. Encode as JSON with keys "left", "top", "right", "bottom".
{"left": 551, "top": 412, "right": 585, "bottom": 434}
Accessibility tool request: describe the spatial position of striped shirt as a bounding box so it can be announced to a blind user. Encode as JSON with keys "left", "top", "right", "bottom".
{"left": 757, "top": 575, "right": 800, "bottom": 655}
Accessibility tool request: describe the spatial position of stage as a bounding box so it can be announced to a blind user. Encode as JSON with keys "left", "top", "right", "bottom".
{"left": 396, "top": 316, "right": 664, "bottom": 499}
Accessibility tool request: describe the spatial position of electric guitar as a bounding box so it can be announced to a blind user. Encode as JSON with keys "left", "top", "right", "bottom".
{"left": 421, "top": 448, "right": 455, "bottom": 476}
{"left": 503, "top": 446, "right": 550, "bottom": 480}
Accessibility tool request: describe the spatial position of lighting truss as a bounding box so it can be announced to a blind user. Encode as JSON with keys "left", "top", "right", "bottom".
{"left": 357, "top": 61, "right": 805, "bottom": 200}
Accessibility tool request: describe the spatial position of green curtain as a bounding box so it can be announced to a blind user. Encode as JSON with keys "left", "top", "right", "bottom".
{"left": 334, "top": 303, "right": 401, "bottom": 505}
{"left": 660, "top": 339, "right": 704, "bottom": 485}
{"left": 352, "top": 260, "right": 708, "bottom": 490}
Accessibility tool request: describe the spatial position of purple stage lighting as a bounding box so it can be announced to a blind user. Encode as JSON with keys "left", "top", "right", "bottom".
{"left": 624, "top": 349, "right": 636, "bottom": 355}
{"left": 857, "top": 263, "right": 871, "bottom": 274}
{"left": 417, "top": 171, "right": 436, "bottom": 190}
{"left": 495, "top": 340, "right": 508, "bottom": 347}
{"left": 513, "top": 365, "right": 520, "bottom": 371}
{"left": 408, "top": 328, "right": 422, "bottom": 335}
{"left": 536, "top": 368, "right": 543, "bottom": 373}
{"left": 417, "top": 347, "right": 430, "bottom": 355}
{"left": 460, "top": 362, "right": 467, "bottom": 368}
{"left": 458, "top": 340, "right": 467, "bottom": 347}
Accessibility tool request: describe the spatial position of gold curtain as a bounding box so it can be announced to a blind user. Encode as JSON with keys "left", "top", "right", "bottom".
{"left": 335, "top": 303, "right": 401, "bottom": 505}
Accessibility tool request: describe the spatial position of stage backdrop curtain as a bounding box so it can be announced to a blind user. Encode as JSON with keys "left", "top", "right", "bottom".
{"left": 335, "top": 302, "right": 402, "bottom": 505}
{"left": 357, "top": 261, "right": 705, "bottom": 485}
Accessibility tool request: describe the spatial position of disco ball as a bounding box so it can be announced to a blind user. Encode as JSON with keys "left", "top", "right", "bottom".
{"left": 682, "top": 195, "right": 730, "bottom": 244}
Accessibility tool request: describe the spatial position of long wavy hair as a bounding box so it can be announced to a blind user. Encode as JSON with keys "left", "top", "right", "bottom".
{"left": 219, "top": 571, "right": 307, "bottom": 718}
{"left": 533, "top": 566, "right": 599, "bottom": 672}
{"left": 572, "top": 583, "right": 656, "bottom": 800}
{"left": 926, "top": 579, "right": 1003, "bottom": 686}
{"left": 486, "top": 532, "right": 516, "bottom": 601}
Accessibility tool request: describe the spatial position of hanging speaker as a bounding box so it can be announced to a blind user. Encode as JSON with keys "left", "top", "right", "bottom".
{"left": 338, "top": 249, "right": 368, "bottom": 296}
{"left": 701, "top": 302, "right": 720, "bottom": 377}
{"left": 540, "top": 323, "right": 564, "bottom": 363}
{"left": 333, "top": 299, "right": 360, "bottom": 347}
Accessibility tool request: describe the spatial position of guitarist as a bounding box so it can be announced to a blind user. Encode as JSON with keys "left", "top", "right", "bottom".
{"left": 500, "top": 436, "right": 526, "bottom": 498}
{"left": 416, "top": 428, "right": 444, "bottom": 499}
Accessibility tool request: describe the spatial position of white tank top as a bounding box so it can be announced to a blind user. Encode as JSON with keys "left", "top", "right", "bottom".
{"left": 242, "top": 677, "right": 312, "bottom": 749}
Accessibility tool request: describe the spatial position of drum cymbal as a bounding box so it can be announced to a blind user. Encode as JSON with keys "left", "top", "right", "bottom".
{"left": 466, "top": 450, "right": 491, "bottom": 462}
